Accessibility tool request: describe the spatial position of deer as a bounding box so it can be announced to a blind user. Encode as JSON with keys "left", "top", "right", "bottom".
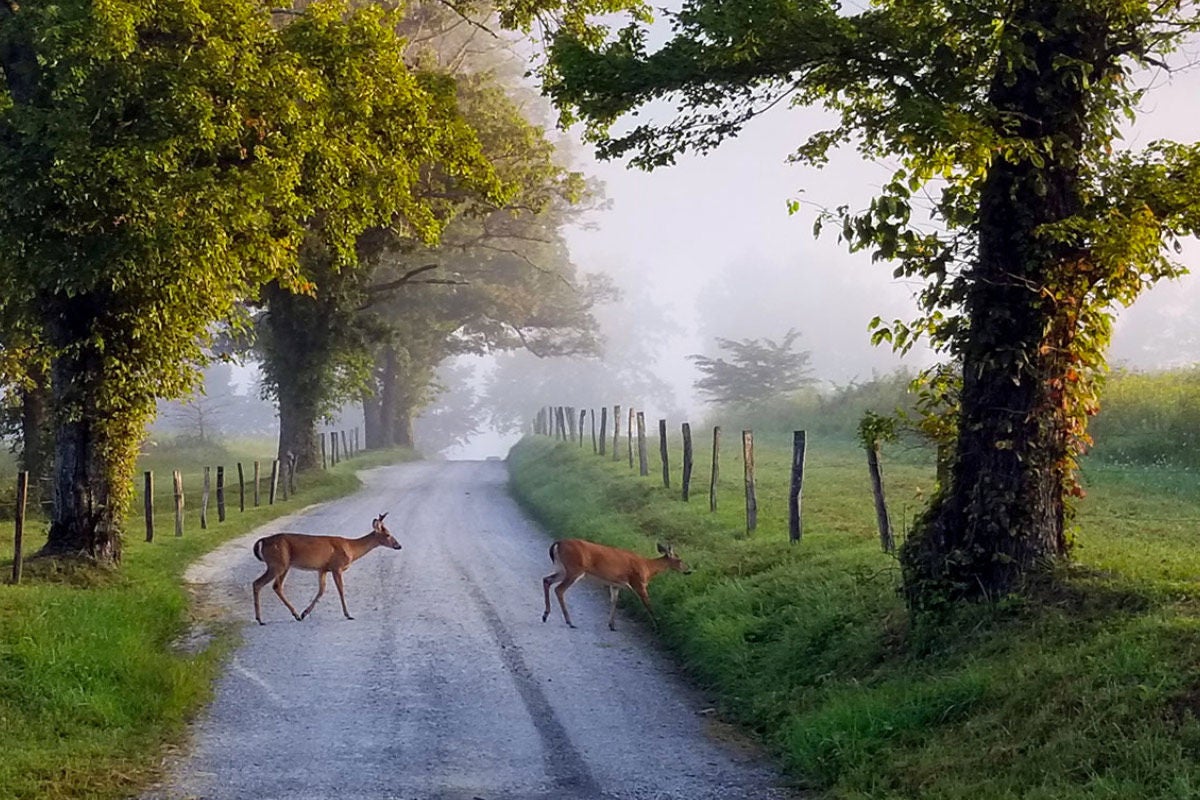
{"left": 541, "top": 538, "right": 689, "bottom": 631}
{"left": 252, "top": 512, "right": 401, "bottom": 625}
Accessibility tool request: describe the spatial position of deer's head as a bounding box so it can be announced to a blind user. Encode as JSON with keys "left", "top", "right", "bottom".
{"left": 372, "top": 512, "right": 401, "bottom": 550}
{"left": 657, "top": 542, "right": 690, "bottom": 574}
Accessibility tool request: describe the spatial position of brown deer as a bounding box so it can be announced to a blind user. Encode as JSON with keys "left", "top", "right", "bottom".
{"left": 252, "top": 513, "right": 401, "bottom": 624}
{"left": 542, "top": 539, "right": 689, "bottom": 631}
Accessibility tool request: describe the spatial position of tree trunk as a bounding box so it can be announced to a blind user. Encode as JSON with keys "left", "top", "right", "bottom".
{"left": 276, "top": 389, "right": 321, "bottom": 472}
{"left": 362, "top": 389, "right": 383, "bottom": 450}
{"left": 260, "top": 281, "right": 329, "bottom": 472}
{"left": 394, "top": 401, "right": 415, "bottom": 449}
{"left": 900, "top": 5, "right": 1104, "bottom": 607}
{"left": 40, "top": 306, "right": 132, "bottom": 563}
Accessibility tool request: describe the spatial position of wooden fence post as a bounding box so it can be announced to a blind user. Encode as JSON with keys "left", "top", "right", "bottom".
{"left": 557, "top": 407, "right": 567, "bottom": 441}
{"left": 659, "top": 418, "right": 670, "bottom": 488}
{"left": 173, "top": 470, "right": 184, "bottom": 537}
{"left": 200, "top": 466, "right": 211, "bottom": 530}
{"left": 268, "top": 460, "right": 279, "bottom": 505}
{"left": 144, "top": 470, "right": 154, "bottom": 543}
{"left": 237, "top": 463, "right": 245, "bottom": 513}
{"left": 589, "top": 409, "right": 596, "bottom": 452}
{"left": 321, "top": 434, "right": 327, "bottom": 469}
{"left": 743, "top": 430, "right": 757, "bottom": 533}
{"left": 566, "top": 407, "right": 576, "bottom": 442}
{"left": 331, "top": 431, "right": 339, "bottom": 465}
{"left": 627, "top": 407, "right": 635, "bottom": 469}
{"left": 579, "top": 409, "right": 587, "bottom": 448}
{"left": 11, "top": 471, "right": 28, "bottom": 584}
{"left": 279, "top": 454, "right": 289, "bottom": 501}
{"left": 637, "top": 412, "right": 649, "bottom": 476}
{"left": 710, "top": 426, "right": 721, "bottom": 512}
{"left": 216, "top": 466, "right": 226, "bottom": 523}
{"left": 789, "top": 431, "right": 807, "bottom": 544}
{"left": 613, "top": 405, "right": 621, "bottom": 461}
{"left": 253, "top": 460, "right": 261, "bottom": 507}
{"left": 288, "top": 453, "right": 298, "bottom": 495}
{"left": 867, "top": 441, "right": 895, "bottom": 553}
{"left": 341, "top": 431, "right": 349, "bottom": 459}
{"left": 599, "top": 407, "right": 608, "bottom": 456}
{"left": 682, "top": 423, "right": 693, "bottom": 501}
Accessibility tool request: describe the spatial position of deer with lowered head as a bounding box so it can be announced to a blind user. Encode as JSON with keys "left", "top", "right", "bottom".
{"left": 252, "top": 512, "right": 401, "bottom": 624}
{"left": 542, "top": 538, "right": 689, "bottom": 631}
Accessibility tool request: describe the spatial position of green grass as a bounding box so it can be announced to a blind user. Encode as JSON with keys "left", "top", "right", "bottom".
{"left": 509, "top": 433, "right": 1200, "bottom": 799}
{"left": 0, "top": 440, "right": 418, "bottom": 800}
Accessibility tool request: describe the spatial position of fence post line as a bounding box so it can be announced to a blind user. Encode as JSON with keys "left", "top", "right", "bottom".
{"left": 599, "top": 407, "right": 608, "bottom": 456}
{"left": 268, "top": 459, "right": 279, "bottom": 505}
{"left": 589, "top": 409, "right": 596, "bottom": 452}
{"left": 143, "top": 470, "right": 154, "bottom": 543}
{"left": 578, "top": 409, "right": 586, "bottom": 448}
{"left": 867, "top": 441, "right": 895, "bottom": 553}
{"left": 636, "top": 412, "right": 649, "bottom": 476}
{"left": 11, "top": 471, "right": 28, "bottom": 584}
{"left": 710, "top": 426, "right": 721, "bottom": 512}
{"left": 216, "top": 466, "right": 226, "bottom": 523}
{"left": 613, "top": 405, "right": 621, "bottom": 461}
{"left": 200, "top": 466, "right": 211, "bottom": 529}
{"left": 742, "top": 430, "right": 757, "bottom": 534}
{"left": 173, "top": 470, "right": 184, "bottom": 537}
{"left": 253, "top": 460, "right": 261, "bottom": 507}
{"left": 659, "top": 418, "right": 670, "bottom": 488}
{"left": 321, "top": 433, "right": 327, "bottom": 469}
{"left": 341, "top": 430, "right": 349, "bottom": 460}
{"left": 789, "top": 431, "right": 807, "bottom": 544}
{"left": 237, "top": 463, "right": 245, "bottom": 513}
{"left": 682, "top": 423, "right": 693, "bottom": 502}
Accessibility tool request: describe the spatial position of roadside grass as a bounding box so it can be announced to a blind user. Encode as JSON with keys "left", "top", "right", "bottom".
{"left": 509, "top": 434, "right": 1200, "bottom": 799}
{"left": 0, "top": 441, "right": 418, "bottom": 800}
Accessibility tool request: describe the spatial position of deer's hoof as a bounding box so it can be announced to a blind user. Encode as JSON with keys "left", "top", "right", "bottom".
{"left": 345, "top": 615, "right": 355, "bottom": 621}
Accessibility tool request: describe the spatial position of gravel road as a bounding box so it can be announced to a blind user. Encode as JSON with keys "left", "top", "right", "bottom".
{"left": 144, "top": 460, "right": 799, "bottom": 800}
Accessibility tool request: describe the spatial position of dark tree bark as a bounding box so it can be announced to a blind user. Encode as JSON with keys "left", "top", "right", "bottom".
{"left": 259, "top": 281, "right": 330, "bottom": 472}
{"left": 40, "top": 299, "right": 127, "bottom": 562}
{"left": 362, "top": 389, "right": 383, "bottom": 449}
{"left": 900, "top": 5, "right": 1108, "bottom": 606}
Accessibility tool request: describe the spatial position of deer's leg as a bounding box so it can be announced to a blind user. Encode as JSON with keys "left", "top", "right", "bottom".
{"left": 300, "top": 571, "right": 328, "bottom": 620}
{"left": 554, "top": 573, "right": 582, "bottom": 628}
{"left": 252, "top": 568, "right": 277, "bottom": 625}
{"left": 608, "top": 585, "right": 621, "bottom": 631}
{"left": 272, "top": 570, "right": 303, "bottom": 621}
{"left": 632, "top": 580, "right": 657, "bottom": 628}
{"left": 542, "top": 568, "right": 564, "bottom": 622}
{"left": 333, "top": 570, "right": 353, "bottom": 620}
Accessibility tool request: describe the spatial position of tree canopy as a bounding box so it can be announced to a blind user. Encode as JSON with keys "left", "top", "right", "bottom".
{"left": 0, "top": 0, "right": 503, "bottom": 560}
{"left": 689, "top": 329, "right": 815, "bottom": 406}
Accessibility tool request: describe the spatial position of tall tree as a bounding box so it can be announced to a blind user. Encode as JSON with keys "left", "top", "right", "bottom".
{"left": 0, "top": 0, "right": 498, "bottom": 562}
{"left": 498, "top": 0, "right": 1200, "bottom": 606}
{"left": 689, "top": 329, "right": 815, "bottom": 406}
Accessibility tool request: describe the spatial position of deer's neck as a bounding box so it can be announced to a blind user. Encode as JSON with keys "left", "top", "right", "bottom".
{"left": 347, "top": 533, "right": 381, "bottom": 563}
{"left": 645, "top": 556, "right": 671, "bottom": 579}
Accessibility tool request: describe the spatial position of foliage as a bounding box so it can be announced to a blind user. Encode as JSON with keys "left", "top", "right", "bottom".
{"left": 689, "top": 328, "right": 816, "bottom": 406}
{"left": 1087, "top": 367, "right": 1200, "bottom": 469}
{"left": 493, "top": 0, "right": 1200, "bottom": 605}
{"left": 0, "top": 0, "right": 502, "bottom": 558}
{"left": 509, "top": 435, "right": 1200, "bottom": 798}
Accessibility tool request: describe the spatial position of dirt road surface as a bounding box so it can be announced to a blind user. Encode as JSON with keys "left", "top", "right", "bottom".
{"left": 144, "top": 460, "right": 799, "bottom": 800}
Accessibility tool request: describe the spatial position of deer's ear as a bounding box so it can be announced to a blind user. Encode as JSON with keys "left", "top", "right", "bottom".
{"left": 379, "top": 511, "right": 388, "bottom": 521}
{"left": 657, "top": 542, "right": 669, "bottom": 555}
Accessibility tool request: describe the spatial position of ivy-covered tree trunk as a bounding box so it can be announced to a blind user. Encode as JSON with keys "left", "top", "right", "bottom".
{"left": 900, "top": 7, "right": 1104, "bottom": 606}
{"left": 260, "top": 282, "right": 327, "bottom": 472}
{"left": 40, "top": 302, "right": 136, "bottom": 563}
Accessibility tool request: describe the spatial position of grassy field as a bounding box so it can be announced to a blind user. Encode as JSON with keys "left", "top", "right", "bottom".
{"left": 0, "top": 440, "right": 417, "bottom": 800}
{"left": 509, "top": 432, "right": 1200, "bottom": 799}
